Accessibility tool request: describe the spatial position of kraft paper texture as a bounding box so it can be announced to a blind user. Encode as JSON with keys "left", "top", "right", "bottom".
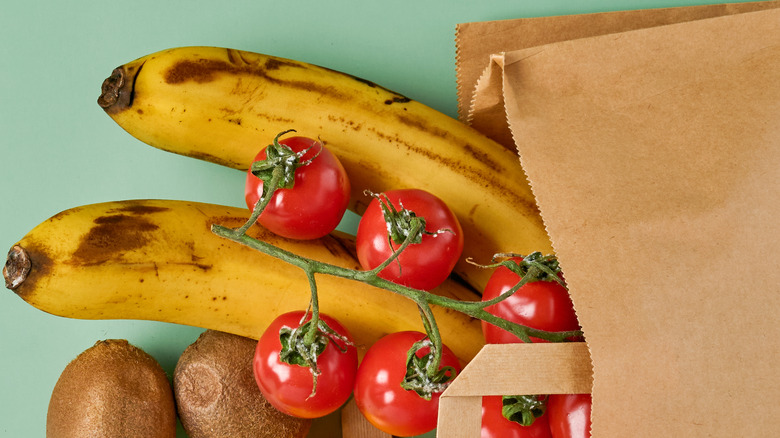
{"left": 443, "top": 3, "right": 780, "bottom": 437}
{"left": 456, "top": 1, "right": 780, "bottom": 150}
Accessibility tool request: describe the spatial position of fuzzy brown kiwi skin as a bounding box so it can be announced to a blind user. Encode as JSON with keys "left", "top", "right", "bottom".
{"left": 46, "top": 339, "right": 177, "bottom": 438}
{"left": 174, "top": 330, "right": 312, "bottom": 438}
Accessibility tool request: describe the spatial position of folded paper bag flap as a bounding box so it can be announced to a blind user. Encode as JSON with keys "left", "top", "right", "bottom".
{"left": 455, "top": 0, "right": 780, "bottom": 135}
{"left": 491, "top": 8, "right": 780, "bottom": 437}
{"left": 442, "top": 343, "right": 593, "bottom": 397}
{"left": 437, "top": 343, "right": 592, "bottom": 438}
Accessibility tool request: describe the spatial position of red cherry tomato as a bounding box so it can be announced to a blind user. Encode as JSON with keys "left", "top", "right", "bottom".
{"left": 547, "top": 394, "right": 592, "bottom": 438}
{"left": 355, "top": 189, "right": 463, "bottom": 291}
{"left": 253, "top": 311, "right": 358, "bottom": 418}
{"left": 481, "top": 257, "right": 580, "bottom": 343}
{"left": 354, "top": 331, "right": 461, "bottom": 437}
{"left": 482, "top": 396, "right": 553, "bottom": 438}
{"left": 245, "top": 135, "right": 350, "bottom": 240}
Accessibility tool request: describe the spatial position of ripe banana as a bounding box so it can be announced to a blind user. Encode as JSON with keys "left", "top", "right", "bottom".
{"left": 97, "top": 46, "right": 554, "bottom": 293}
{"left": 3, "top": 199, "right": 483, "bottom": 363}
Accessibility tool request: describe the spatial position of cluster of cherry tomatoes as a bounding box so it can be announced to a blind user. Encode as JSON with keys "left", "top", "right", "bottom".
{"left": 479, "top": 257, "right": 591, "bottom": 438}
{"left": 254, "top": 310, "right": 461, "bottom": 436}
{"left": 243, "top": 133, "right": 590, "bottom": 437}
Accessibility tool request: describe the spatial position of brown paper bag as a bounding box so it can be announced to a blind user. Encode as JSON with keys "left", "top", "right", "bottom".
{"left": 456, "top": 1, "right": 780, "bottom": 148}
{"left": 441, "top": 4, "right": 780, "bottom": 437}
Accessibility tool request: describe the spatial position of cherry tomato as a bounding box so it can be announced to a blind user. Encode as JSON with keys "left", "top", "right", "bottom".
{"left": 353, "top": 331, "right": 461, "bottom": 437}
{"left": 481, "top": 257, "right": 580, "bottom": 344}
{"left": 245, "top": 135, "right": 350, "bottom": 240}
{"left": 253, "top": 311, "right": 358, "bottom": 418}
{"left": 547, "top": 394, "right": 592, "bottom": 438}
{"left": 356, "top": 189, "right": 463, "bottom": 291}
{"left": 482, "top": 396, "right": 553, "bottom": 438}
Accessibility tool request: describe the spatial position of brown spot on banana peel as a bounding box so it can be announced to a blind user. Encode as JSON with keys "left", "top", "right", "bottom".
{"left": 162, "top": 57, "right": 355, "bottom": 103}
{"left": 385, "top": 96, "right": 412, "bottom": 105}
{"left": 323, "top": 103, "right": 538, "bottom": 219}
{"left": 364, "top": 121, "right": 543, "bottom": 222}
{"left": 100, "top": 47, "right": 407, "bottom": 115}
{"left": 71, "top": 214, "right": 159, "bottom": 265}
{"left": 321, "top": 233, "right": 362, "bottom": 269}
{"left": 109, "top": 204, "right": 170, "bottom": 215}
{"left": 255, "top": 111, "right": 296, "bottom": 125}
{"left": 323, "top": 111, "right": 534, "bottom": 216}
{"left": 97, "top": 48, "right": 541, "bottom": 226}
{"left": 168, "top": 261, "right": 213, "bottom": 272}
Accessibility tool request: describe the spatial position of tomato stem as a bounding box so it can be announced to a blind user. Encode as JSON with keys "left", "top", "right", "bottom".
{"left": 211, "top": 224, "right": 583, "bottom": 348}
{"left": 416, "top": 302, "right": 443, "bottom": 375}
{"left": 399, "top": 337, "right": 457, "bottom": 400}
{"left": 304, "top": 270, "right": 321, "bottom": 346}
{"left": 215, "top": 149, "right": 583, "bottom": 395}
{"left": 472, "top": 253, "right": 565, "bottom": 288}
{"left": 235, "top": 130, "right": 320, "bottom": 236}
{"left": 501, "top": 395, "right": 548, "bottom": 426}
{"left": 212, "top": 222, "right": 581, "bottom": 400}
{"left": 364, "top": 217, "right": 430, "bottom": 282}
{"left": 475, "top": 255, "right": 563, "bottom": 311}
{"left": 234, "top": 165, "right": 283, "bottom": 236}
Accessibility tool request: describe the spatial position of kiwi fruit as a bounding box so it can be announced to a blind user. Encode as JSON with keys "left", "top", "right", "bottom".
{"left": 46, "top": 339, "right": 176, "bottom": 438}
{"left": 173, "top": 329, "right": 312, "bottom": 438}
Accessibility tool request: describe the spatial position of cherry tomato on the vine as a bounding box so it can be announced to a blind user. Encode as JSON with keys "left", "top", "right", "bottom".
{"left": 354, "top": 331, "right": 461, "bottom": 437}
{"left": 481, "top": 256, "right": 580, "bottom": 344}
{"left": 547, "top": 394, "right": 592, "bottom": 438}
{"left": 245, "top": 134, "right": 350, "bottom": 240}
{"left": 356, "top": 189, "right": 463, "bottom": 291}
{"left": 482, "top": 396, "right": 553, "bottom": 438}
{"left": 253, "top": 311, "right": 358, "bottom": 419}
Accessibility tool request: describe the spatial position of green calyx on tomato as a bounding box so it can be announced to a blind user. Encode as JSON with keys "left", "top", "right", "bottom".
{"left": 480, "top": 251, "right": 582, "bottom": 344}
{"left": 254, "top": 311, "right": 358, "bottom": 419}
{"left": 249, "top": 129, "right": 321, "bottom": 198}
{"left": 499, "top": 252, "right": 564, "bottom": 286}
{"left": 368, "top": 190, "right": 453, "bottom": 247}
{"left": 356, "top": 188, "right": 464, "bottom": 291}
{"left": 243, "top": 130, "right": 350, "bottom": 240}
{"left": 278, "top": 313, "right": 353, "bottom": 397}
{"left": 400, "top": 338, "right": 458, "bottom": 400}
{"left": 501, "top": 394, "right": 549, "bottom": 427}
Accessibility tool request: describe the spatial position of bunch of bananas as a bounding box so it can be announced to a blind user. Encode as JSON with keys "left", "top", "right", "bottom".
{"left": 5, "top": 46, "right": 553, "bottom": 363}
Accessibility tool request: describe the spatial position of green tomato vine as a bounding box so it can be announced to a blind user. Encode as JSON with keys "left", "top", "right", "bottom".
{"left": 211, "top": 131, "right": 583, "bottom": 406}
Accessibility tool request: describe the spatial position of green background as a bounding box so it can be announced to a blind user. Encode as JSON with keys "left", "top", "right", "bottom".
{"left": 0, "top": 1, "right": 757, "bottom": 436}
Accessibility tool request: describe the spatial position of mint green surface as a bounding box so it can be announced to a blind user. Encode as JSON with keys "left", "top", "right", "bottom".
{"left": 0, "top": 1, "right": 759, "bottom": 436}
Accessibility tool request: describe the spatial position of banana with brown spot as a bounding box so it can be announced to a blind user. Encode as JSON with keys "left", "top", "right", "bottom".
{"left": 3, "top": 199, "right": 483, "bottom": 363}
{"left": 97, "top": 46, "right": 553, "bottom": 293}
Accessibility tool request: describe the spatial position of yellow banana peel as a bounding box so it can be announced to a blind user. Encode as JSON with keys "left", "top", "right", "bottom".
{"left": 4, "top": 199, "right": 483, "bottom": 363}
{"left": 97, "top": 46, "right": 554, "bottom": 293}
